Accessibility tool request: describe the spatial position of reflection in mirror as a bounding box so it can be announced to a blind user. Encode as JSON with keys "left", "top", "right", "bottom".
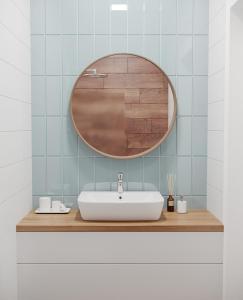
{"left": 71, "top": 54, "right": 177, "bottom": 159}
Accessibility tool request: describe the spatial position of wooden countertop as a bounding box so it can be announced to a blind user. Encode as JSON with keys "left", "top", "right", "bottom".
{"left": 16, "top": 209, "right": 223, "bottom": 232}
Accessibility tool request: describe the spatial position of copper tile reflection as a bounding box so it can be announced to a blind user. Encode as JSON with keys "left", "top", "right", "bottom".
{"left": 71, "top": 54, "right": 171, "bottom": 157}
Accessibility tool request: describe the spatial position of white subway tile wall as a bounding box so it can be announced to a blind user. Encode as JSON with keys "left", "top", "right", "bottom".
{"left": 207, "top": 0, "right": 226, "bottom": 220}
{"left": 0, "top": 0, "right": 32, "bottom": 299}
{"left": 31, "top": 0, "right": 208, "bottom": 208}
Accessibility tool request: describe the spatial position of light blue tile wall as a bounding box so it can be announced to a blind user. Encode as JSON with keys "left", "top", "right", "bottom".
{"left": 31, "top": 0, "right": 208, "bottom": 208}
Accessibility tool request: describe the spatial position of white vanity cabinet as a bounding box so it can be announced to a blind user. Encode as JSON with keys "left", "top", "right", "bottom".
{"left": 17, "top": 231, "right": 223, "bottom": 300}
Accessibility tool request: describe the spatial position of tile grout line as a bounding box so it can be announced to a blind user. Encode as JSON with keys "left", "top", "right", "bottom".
{"left": 44, "top": 0, "right": 48, "bottom": 200}
{"left": 61, "top": 0, "right": 64, "bottom": 203}
{"left": 93, "top": 0, "right": 96, "bottom": 192}
{"left": 141, "top": 0, "right": 145, "bottom": 191}
{"left": 32, "top": 154, "right": 208, "bottom": 158}
{"left": 31, "top": 73, "right": 209, "bottom": 77}
{"left": 175, "top": 0, "right": 179, "bottom": 198}
{"left": 93, "top": 0, "right": 96, "bottom": 60}
{"left": 31, "top": 33, "right": 209, "bottom": 37}
{"left": 158, "top": 0, "right": 162, "bottom": 194}
{"left": 108, "top": 0, "right": 111, "bottom": 53}
{"left": 190, "top": 0, "right": 196, "bottom": 200}
{"left": 77, "top": 0, "right": 80, "bottom": 197}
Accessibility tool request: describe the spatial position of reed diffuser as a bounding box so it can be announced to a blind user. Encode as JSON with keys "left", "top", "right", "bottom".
{"left": 167, "top": 174, "right": 175, "bottom": 212}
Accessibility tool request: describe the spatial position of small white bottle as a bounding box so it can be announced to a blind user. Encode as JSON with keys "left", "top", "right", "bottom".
{"left": 177, "top": 195, "right": 187, "bottom": 214}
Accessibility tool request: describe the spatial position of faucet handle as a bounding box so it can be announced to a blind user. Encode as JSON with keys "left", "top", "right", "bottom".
{"left": 118, "top": 172, "right": 123, "bottom": 180}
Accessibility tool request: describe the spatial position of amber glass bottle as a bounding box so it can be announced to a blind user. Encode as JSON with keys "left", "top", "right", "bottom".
{"left": 167, "top": 195, "right": 175, "bottom": 212}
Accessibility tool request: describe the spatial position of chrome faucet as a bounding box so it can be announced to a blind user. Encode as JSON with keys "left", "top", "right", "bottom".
{"left": 117, "top": 172, "right": 124, "bottom": 194}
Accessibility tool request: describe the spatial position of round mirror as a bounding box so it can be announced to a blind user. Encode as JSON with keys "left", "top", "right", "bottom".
{"left": 71, "top": 53, "right": 177, "bottom": 159}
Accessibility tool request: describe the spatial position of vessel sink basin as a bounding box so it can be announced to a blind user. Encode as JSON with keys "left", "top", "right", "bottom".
{"left": 78, "top": 191, "right": 164, "bottom": 221}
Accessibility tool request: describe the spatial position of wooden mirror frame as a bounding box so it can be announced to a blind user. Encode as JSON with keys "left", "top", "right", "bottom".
{"left": 70, "top": 53, "right": 177, "bottom": 159}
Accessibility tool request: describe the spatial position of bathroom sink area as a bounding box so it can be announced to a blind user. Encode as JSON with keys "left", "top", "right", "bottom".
{"left": 78, "top": 191, "right": 164, "bottom": 221}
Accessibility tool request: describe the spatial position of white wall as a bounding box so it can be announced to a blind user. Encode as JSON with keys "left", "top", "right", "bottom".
{"left": 207, "top": 0, "right": 226, "bottom": 221}
{"left": 0, "top": 1, "right": 31, "bottom": 299}
{"left": 223, "top": 1, "right": 243, "bottom": 298}
{"left": 209, "top": 0, "right": 243, "bottom": 297}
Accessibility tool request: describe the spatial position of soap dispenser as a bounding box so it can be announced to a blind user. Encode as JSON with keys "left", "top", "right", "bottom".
{"left": 167, "top": 174, "right": 175, "bottom": 212}
{"left": 167, "top": 195, "right": 175, "bottom": 212}
{"left": 177, "top": 195, "right": 187, "bottom": 214}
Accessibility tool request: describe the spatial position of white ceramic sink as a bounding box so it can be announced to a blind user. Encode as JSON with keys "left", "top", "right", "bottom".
{"left": 78, "top": 191, "right": 164, "bottom": 221}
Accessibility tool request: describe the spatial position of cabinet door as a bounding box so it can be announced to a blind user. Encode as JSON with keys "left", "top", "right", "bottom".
{"left": 17, "top": 232, "right": 223, "bottom": 264}
{"left": 18, "top": 264, "right": 222, "bottom": 300}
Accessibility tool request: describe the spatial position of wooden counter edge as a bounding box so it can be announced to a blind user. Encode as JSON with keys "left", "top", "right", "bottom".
{"left": 16, "top": 209, "right": 224, "bottom": 233}
{"left": 16, "top": 225, "right": 224, "bottom": 232}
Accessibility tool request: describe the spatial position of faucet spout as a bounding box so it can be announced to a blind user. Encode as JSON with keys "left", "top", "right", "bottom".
{"left": 117, "top": 172, "right": 124, "bottom": 194}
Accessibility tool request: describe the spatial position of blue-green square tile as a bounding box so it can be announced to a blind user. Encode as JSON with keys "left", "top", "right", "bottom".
{"left": 177, "top": 36, "right": 193, "bottom": 75}
{"left": 161, "top": 0, "right": 177, "bottom": 34}
{"left": 32, "top": 196, "right": 40, "bottom": 208}
{"left": 94, "top": 35, "right": 110, "bottom": 59}
{"left": 47, "top": 117, "right": 62, "bottom": 155}
{"left": 94, "top": 0, "right": 110, "bottom": 34}
{"left": 177, "top": 76, "right": 192, "bottom": 116}
{"left": 61, "top": 0, "right": 78, "bottom": 34}
{"left": 79, "top": 157, "right": 95, "bottom": 191}
{"left": 128, "top": 0, "right": 144, "bottom": 35}
{"left": 31, "top": 0, "right": 45, "bottom": 34}
{"left": 62, "top": 116, "right": 78, "bottom": 156}
{"left": 161, "top": 35, "right": 177, "bottom": 75}
{"left": 145, "top": 145, "right": 160, "bottom": 157}
{"left": 144, "top": 35, "right": 160, "bottom": 65}
{"left": 62, "top": 35, "right": 78, "bottom": 75}
{"left": 32, "top": 117, "right": 46, "bottom": 156}
{"left": 192, "top": 157, "right": 207, "bottom": 195}
{"left": 177, "top": 157, "right": 191, "bottom": 195}
{"left": 31, "top": 35, "right": 45, "bottom": 75}
{"left": 193, "top": 36, "right": 208, "bottom": 75}
{"left": 127, "top": 35, "right": 143, "bottom": 56}
{"left": 144, "top": 0, "right": 160, "bottom": 34}
{"left": 32, "top": 76, "right": 45, "bottom": 116}
{"left": 63, "top": 196, "right": 78, "bottom": 208}
{"left": 127, "top": 158, "right": 143, "bottom": 190}
{"left": 160, "top": 124, "right": 177, "bottom": 156}
{"left": 78, "top": 35, "right": 94, "bottom": 71}
{"left": 62, "top": 76, "right": 77, "bottom": 116}
{"left": 46, "top": 35, "right": 62, "bottom": 75}
{"left": 46, "top": 0, "right": 61, "bottom": 34}
{"left": 193, "top": 0, "right": 209, "bottom": 34}
{"left": 78, "top": 138, "right": 99, "bottom": 157}
{"left": 95, "top": 157, "right": 112, "bottom": 190}
{"left": 78, "top": 0, "right": 94, "bottom": 34}
{"left": 143, "top": 157, "right": 160, "bottom": 191}
{"left": 192, "top": 117, "right": 207, "bottom": 155}
{"left": 32, "top": 157, "right": 46, "bottom": 195}
{"left": 160, "top": 156, "right": 176, "bottom": 195}
{"left": 177, "top": 117, "right": 191, "bottom": 155}
{"left": 46, "top": 76, "right": 62, "bottom": 115}
{"left": 193, "top": 76, "right": 208, "bottom": 116}
{"left": 169, "top": 76, "right": 177, "bottom": 89}
{"left": 186, "top": 195, "right": 207, "bottom": 210}
{"left": 47, "top": 157, "right": 63, "bottom": 195}
{"left": 63, "top": 157, "right": 78, "bottom": 195}
{"left": 111, "top": 36, "right": 127, "bottom": 53}
{"left": 177, "top": 0, "right": 193, "bottom": 34}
